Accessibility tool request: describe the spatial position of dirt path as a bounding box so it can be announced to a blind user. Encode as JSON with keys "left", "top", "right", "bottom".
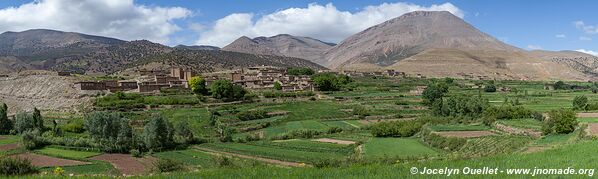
{"left": 0, "top": 143, "right": 19, "bottom": 151}
{"left": 435, "top": 131, "right": 496, "bottom": 138}
{"left": 312, "top": 138, "right": 356, "bottom": 145}
{"left": 577, "top": 113, "right": 598, "bottom": 118}
{"left": 91, "top": 154, "right": 156, "bottom": 176}
{"left": 193, "top": 146, "right": 309, "bottom": 167}
{"left": 11, "top": 153, "right": 90, "bottom": 167}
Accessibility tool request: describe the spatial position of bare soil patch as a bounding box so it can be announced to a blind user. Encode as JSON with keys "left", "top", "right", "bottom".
{"left": 312, "top": 138, "right": 356, "bottom": 145}
{"left": 577, "top": 113, "right": 598, "bottom": 118}
{"left": 587, "top": 123, "right": 598, "bottom": 136}
{"left": 91, "top": 154, "right": 156, "bottom": 176}
{"left": 494, "top": 123, "right": 542, "bottom": 138}
{"left": 11, "top": 153, "right": 90, "bottom": 167}
{"left": 0, "top": 143, "right": 19, "bottom": 151}
{"left": 435, "top": 131, "right": 496, "bottom": 138}
{"left": 194, "top": 146, "right": 309, "bottom": 167}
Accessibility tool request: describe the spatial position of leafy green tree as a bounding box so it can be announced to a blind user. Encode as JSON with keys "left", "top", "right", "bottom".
{"left": 0, "top": 103, "right": 12, "bottom": 134}
{"left": 14, "top": 112, "right": 43, "bottom": 134}
{"left": 287, "top": 67, "right": 315, "bottom": 76}
{"left": 143, "top": 114, "right": 174, "bottom": 150}
{"left": 573, "top": 95, "right": 588, "bottom": 110}
{"left": 273, "top": 81, "right": 282, "bottom": 90}
{"left": 554, "top": 81, "right": 568, "bottom": 90}
{"left": 311, "top": 73, "right": 351, "bottom": 91}
{"left": 85, "top": 112, "right": 121, "bottom": 141}
{"left": 115, "top": 119, "right": 133, "bottom": 153}
{"left": 175, "top": 121, "right": 194, "bottom": 144}
{"left": 545, "top": 108, "right": 577, "bottom": 134}
{"left": 422, "top": 82, "right": 449, "bottom": 106}
{"left": 210, "top": 80, "right": 247, "bottom": 101}
{"left": 188, "top": 76, "right": 208, "bottom": 95}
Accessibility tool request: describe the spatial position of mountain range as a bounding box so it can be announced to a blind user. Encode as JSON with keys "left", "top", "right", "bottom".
{"left": 0, "top": 11, "right": 597, "bottom": 81}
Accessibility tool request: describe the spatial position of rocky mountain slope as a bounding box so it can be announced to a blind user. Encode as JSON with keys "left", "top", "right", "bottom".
{"left": 0, "top": 30, "right": 325, "bottom": 75}
{"left": 174, "top": 45, "right": 220, "bottom": 51}
{"left": 222, "top": 34, "right": 334, "bottom": 62}
{"left": 321, "top": 11, "right": 586, "bottom": 80}
{"left": 529, "top": 50, "right": 598, "bottom": 77}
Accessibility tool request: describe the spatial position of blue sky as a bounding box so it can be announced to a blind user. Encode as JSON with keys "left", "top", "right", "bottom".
{"left": 0, "top": 0, "right": 596, "bottom": 55}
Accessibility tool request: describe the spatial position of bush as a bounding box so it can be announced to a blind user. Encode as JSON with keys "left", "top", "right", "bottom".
{"left": 484, "top": 84, "right": 496, "bottom": 92}
{"left": 573, "top": 95, "right": 588, "bottom": 110}
{"left": 0, "top": 157, "right": 38, "bottom": 176}
{"left": 544, "top": 108, "right": 578, "bottom": 134}
{"left": 433, "top": 95, "right": 489, "bottom": 118}
{"left": 370, "top": 120, "right": 424, "bottom": 137}
{"left": 352, "top": 106, "right": 370, "bottom": 118}
{"left": 153, "top": 158, "right": 185, "bottom": 173}
{"left": 326, "top": 127, "right": 343, "bottom": 134}
{"left": 483, "top": 105, "right": 533, "bottom": 120}
{"left": 21, "top": 129, "right": 46, "bottom": 150}
{"left": 271, "top": 129, "right": 322, "bottom": 140}
{"left": 130, "top": 149, "right": 142, "bottom": 158}
{"left": 532, "top": 112, "right": 545, "bottom": 121}
{"left": 211, "top": 155, "right": 234, "bottom": 168}
{"left": 14, "top": 112, "right": 43, "bottom": 134}
{"left": 61, "top": 119, "right": 85, "bottom": 133}
{"left": 236, "top": 110, "right": 269, "bottom": 121}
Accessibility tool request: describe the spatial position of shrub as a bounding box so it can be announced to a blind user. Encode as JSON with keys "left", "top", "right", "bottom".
{"left": 0, "top": 157, "right": 38, "bottom": 176}
{"left": 433, "top": 95, "right": 489, "bottom": 118}
{"left": 483, "top": 105, "right": 533, "bottom": 120}
{"left": 236, "top": 110, "right": 269, "bottom": 121}
{"left": 573, "top": 95, "right": 588, "bottom": 110}
{"left": 210, "top": 80, "right": 247, "bottom": 101}
{"left": 211, "top": 155, "right": 234, "bottom": 168}
{"left": 352, "top": 106, "right": 370, "bottom": 118}
{"left": 61, "top": 118, "right": 85, "bottom": 133}
{"left": 14, "top": 112, "right": 43, "bottom": 134}
{"left": 532, "top": 112, "right": 545, "bottom": 121}
{"left": 544, "top": 108, "right": 578, "bottom": 134}
{"left": 484, "top": 84, "right": 496, "bottom": 92}
{"left": 273, "top": 82, "right": 282, "bottom": 90}
{"left": 130, "top": 149, "right": 142, "bottom": 158}
{"left": 370, "top": 120, "right": 424, "bottom": 137}
{"left": 153, "top": 158, "right": 185, "bottom": 173}
{"left": 326, "top": 127, "right": 343, "bottom": 134}
{"left": 271, "top": 129, "right": 322, "bottom": 140}
{"left": 21, "top": 129, "right": 46, "bottom": 150}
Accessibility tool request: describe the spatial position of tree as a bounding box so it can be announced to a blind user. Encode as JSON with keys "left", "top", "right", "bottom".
{"left": 210, "top": 80, "right": 247, "bottom": 101}
{"left": 0, "top": 103, "right": 12, "bottom": 134}
{"left": 287, "top": 67, "right": 315, "bottom": 76}
{"left": 311, "top": 73, "right": 351, "bottom": 91}
{"left": 143, "top": 114, "right": 174, "bottom": 150}
{"left": 32, "top": 108, "right": 43, "bottom": 131}
{"left": 273, "top": 81, "right": 282, "bottom": 90}
{"left": 554, "top": 81, "right": 568, "bottom": 90}
{"left": 115, "top": 119, "right": 133, "bottom": 153}
{"left": 544, "top": 108, "right": 578, "bottom": 134}
{"left": 188, "top": 76, "right": 208, "bottom": 95}
{"left": 85, "top": 112, "right": 121, "bottom": 141}
{"left": 14, "top": 112, "right": 42, "bottom": 134}
{"left": 573, "top": 95, "right": 588, "bottom": 110}
{"left": 422, "top": 82, "right": 449, "bottom": 106}
{"left": 175, "top": 121, "right": 194, "bottom": 144}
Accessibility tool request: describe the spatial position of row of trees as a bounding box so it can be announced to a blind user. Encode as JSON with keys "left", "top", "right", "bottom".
{"left": 0, "top": 104, "right": 45, "bottom": 136}
{"left": 189, "top": 77, "right": 249, "bottom": 101}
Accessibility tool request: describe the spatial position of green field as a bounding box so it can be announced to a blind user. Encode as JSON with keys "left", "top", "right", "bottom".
{"left": 363, "top": 138, "right": 439, "bottom": 159}
{"left": 428, "top": 124, "right": 490, "bottom": 131}
{"left": 154, "top": 149, "right": 217, "bottom": 167}
{"left": 199, "top": 142, "right": 349, "bottom": 163}
{"left": 497, "top": 118, "right": 543, "bottom": 130}
{"left": 36, "top": 146, "right": 101, "bottom": 159}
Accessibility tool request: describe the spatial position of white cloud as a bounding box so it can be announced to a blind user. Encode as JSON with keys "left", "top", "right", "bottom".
{"left": 527, "top": 45, "right": 543, "bottom": 50}
{"left": 196, "top": 2, "right": 464, "bottom": 47}
{"left": 574, "top": 21, "right": 598, "bottom": 34}
{"left": 0, "top": 0, "right": 191, "bottom": 44}
{"left": 579, "top": 36, "right": 592, "bottom": 41}
{"left": 576, "top": 49, "right": 598, "bottom": 56}
{"left": 555, "top": 34, "right": 566, "bottom": 38}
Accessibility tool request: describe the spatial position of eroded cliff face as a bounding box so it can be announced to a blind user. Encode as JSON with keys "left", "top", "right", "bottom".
{"left": 0, "top": 71, "right": 101, "bottom": 114}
